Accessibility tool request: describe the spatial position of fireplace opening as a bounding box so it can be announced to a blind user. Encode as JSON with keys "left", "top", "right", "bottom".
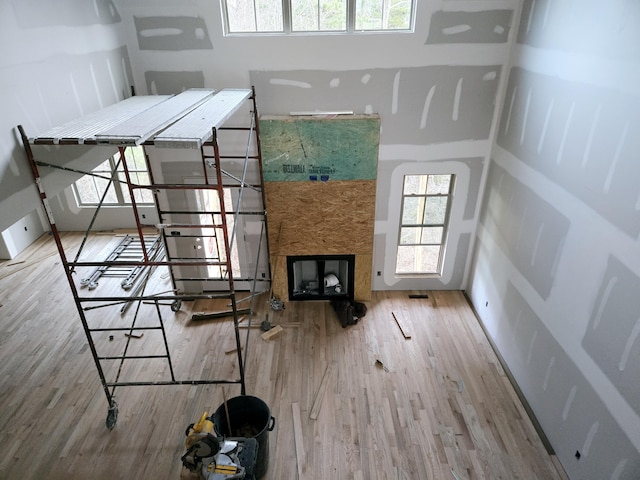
{"left": 287, "top": 254, "right": 355, "bottom": 301}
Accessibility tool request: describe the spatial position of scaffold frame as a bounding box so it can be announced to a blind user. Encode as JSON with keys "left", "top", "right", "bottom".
{"left": 17, "top": 87, "right": 270, "bottom": 429}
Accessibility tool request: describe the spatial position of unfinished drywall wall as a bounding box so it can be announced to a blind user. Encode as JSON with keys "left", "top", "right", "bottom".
{"left": 498, "top": 67, "right": 640, "bottom": 238}
{"left": 145, "top": 71, "right": 205, "bottom": 95}
{"left": 468, "top": 0, "right": 640, "bottom": 477}
{"left": 582, "top": 257, "right": 640, "bottom": 417}
{"left": 426, "top": 10, "right": 513, "bottom": 44}
{"left": 0, "top": 209, "right": 45, "bottom": 260}
{"left": 0, "top": 0, "right": 134, "bottom": 256}
{"left": 134, "top": 16, "right": 213, "bottom": 51}
{"left": 250, "top": 64, "right": 503, "bottom": 290}
{"left": 110, "top": 0, "right": 518, "bottom": 290}
{"left": 252, "top": 66, "right": 500, "bottom": 144}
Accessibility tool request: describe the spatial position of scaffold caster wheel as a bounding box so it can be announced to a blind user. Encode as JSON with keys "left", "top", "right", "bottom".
{"left": 171, "top": 300, "right": 182, "bottom": 312}
{"left": 106, "top": 402, "right": 118, "bottom": 430}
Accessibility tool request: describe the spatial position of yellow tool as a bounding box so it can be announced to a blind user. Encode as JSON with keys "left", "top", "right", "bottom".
{"left": 185, "top": 412, "right": 215, "bottom": 449}
{"left": 182, "top": 412, "right": 254, "bottom": 479}
{"left": 182, "top": 412, "right": 219, "bottom": 472}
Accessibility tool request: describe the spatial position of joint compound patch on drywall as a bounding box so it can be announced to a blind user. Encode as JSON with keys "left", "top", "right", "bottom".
{"left": 426, "top": 10, "right": 512, "bottom": 44}
{"left": 145, "top": 71, "right": 205, "bottom": 95}
{"left": 13, "top": 0, "right": 120, "bottom": 27}
{"left": 496, "top": 281, "right": 640, "bottom": 479}
{"left": 583, "top": 256, "right": 640, "bottom": 417}
{"left": 134, "top": 16, "right": 213, "bottom": 51}
{"left": 479, "top": 162, "right": 569, "bottom": 299}
{"left": 251, "top": 65, "right": 500, "bottom": 145}
{"left": 461, "top": 157, "right": 484, "bottom": 220}
{"left": 497, "top": 68, "right": 640, "bottom": 238}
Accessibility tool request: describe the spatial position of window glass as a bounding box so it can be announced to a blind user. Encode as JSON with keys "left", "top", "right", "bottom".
{"left": 226, "top": 0, "right": 283, "bottom": 32}
{"left": 423, "top": 196, "right": 447, "bottom": 224}
{"left": 72, "top": 147, "right": 153, "bottom": 207}
{"left": 396, "top": 174, "right": 454, "bottom": 275}
{"left": 356, "top": 0, "right": 411, "bottom": 30}
{"left": 223, "top": 0, "right": 412, "bottom": 34}
{"left": 292, "top": 0, "right": 346, "bottom": 31}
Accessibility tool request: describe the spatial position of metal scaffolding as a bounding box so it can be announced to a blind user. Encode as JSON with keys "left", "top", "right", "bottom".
{"left": 17, "top": 87, "right": 270, "bottom": 428}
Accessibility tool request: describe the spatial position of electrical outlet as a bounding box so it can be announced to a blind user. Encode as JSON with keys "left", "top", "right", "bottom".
{"left": 377, "top": 271, "right": 381, "bottom": 276}
{"left": 575, "top": 451, "right": 581, "bottom": 460}
{"left": 485, "top": 301, "right": 488, "bottom": 307}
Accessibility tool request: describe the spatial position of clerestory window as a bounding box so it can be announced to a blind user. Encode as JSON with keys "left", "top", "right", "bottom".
{"left": 222, "top": 0, "right": 414, "bottom": 34}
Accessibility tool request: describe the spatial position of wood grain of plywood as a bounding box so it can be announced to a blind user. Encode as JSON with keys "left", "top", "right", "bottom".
{"left": 265, "top": 180, "right": 375, "bottom": 302}
{"left": 265, "top": 180, "right": 375, "bottom": 254}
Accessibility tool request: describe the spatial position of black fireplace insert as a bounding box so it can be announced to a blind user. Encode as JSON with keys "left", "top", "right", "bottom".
{"left": 286, "top": 254, "right": 355, "bottom": 301}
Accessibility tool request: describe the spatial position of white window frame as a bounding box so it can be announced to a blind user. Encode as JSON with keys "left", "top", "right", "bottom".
{"left": 221, "top": 0, "right": 416, "bottom": 35}
{"left": 395, "top": 174, "right": 455, "bottom": 276}
{"left": 72, "top": 147, "right": 154, "bottom": 208}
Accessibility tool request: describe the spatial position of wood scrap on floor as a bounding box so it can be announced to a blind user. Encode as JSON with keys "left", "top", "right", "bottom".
{"left": 124, "top": 332, "right": 144, "bottom": 339}
{"left": 278, "top": 322, "right": 301, "bottom": 327}
{"left": 391, "top": 311, "right": 412, "bottom": 339}
{"left": 6, "top": 260, "right": 26, "bottom": 266}
{"left": 291, "top": 402, "right": 307, "bottom": 479}
{"left": 260, "top": 325, "right": 283, "bottom": 341}
{"left": 224, "top": 346, "right": 243, "bottom": 355}
{"left": 0, "top": 251, "right": 58, "bottom": 280}
{"left": 190, "top": 308, "right": 250, "bottom": 321}
{"left": 375, "top": 359, "right": 389, "bottom": 372}
{"left": 450, "top": 468, "right": 462, "bottom": 480}
{"left": 309, "top": 364, "right": 333, "bottom": 420}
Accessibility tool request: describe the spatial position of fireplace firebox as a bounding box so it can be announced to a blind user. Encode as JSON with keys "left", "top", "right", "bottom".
{"left": 287, "top": 254, "right": 355, "bottom": 301}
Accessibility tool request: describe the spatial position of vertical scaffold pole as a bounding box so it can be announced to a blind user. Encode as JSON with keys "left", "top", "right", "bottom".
{"left": 17, "top": 125, "right": 118, "bottom": 428}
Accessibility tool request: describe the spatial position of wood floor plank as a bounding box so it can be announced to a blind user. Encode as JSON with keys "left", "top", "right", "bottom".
{"left": 0, "top": 234, "right": 567, "bottom": 480}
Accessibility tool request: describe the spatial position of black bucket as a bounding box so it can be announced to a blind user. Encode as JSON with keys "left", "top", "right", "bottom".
{"left": 212, "top": 395, "right": 275, "bottom": 479}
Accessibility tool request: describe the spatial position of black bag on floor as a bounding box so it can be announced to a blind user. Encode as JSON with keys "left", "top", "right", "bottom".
{"left": 330, "top": 300, "right": 366, "bottom": 328}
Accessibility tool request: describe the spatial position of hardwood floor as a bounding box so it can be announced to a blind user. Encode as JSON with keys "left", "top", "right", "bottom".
{"left": 0, "top": 233, "right": 567, "bottom": 479}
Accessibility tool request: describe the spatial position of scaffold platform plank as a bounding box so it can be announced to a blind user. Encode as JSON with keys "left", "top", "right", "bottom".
{"left": 153, "top": 89, "right": 252, "bottom": 148}
{"left": 94, "top": 89, "right": 215, "bottom": 145}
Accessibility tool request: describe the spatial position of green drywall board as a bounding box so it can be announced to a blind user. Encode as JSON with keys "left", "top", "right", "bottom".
{"left": 260, "top": 115, "right": 380, "bottom": 182}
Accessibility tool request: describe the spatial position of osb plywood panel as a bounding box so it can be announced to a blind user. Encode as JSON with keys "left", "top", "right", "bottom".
{"left": 270, "top": 255, "right": 289, "bottom": 304}
{"left": 265, "top": 180, "right": 376, "bottom": 255}
{"left": 266, "top": 179, "right": 376, "bottom": 302}
{"left": 260, "top": 115, "right": 380, "bottom": 182}
{"left": 355, "top": 255, "right": 372, "bottom": 301}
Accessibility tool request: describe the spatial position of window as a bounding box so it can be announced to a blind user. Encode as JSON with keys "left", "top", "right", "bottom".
{"left": 223, "top": 0, "right": 414, "bottom": 34}
{"left": 395, "top": 174, "right": 454, "bottom": 275}
{"left": 73, "top": 147, "right": 153, "bottom": 206}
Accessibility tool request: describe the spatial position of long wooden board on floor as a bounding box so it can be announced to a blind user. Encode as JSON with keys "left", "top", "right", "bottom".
{"left": 392, "top": 311, "right": 412, "bottom": 339}
{"left": 309, "top": 364, "right": 333, "bottom": 420}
